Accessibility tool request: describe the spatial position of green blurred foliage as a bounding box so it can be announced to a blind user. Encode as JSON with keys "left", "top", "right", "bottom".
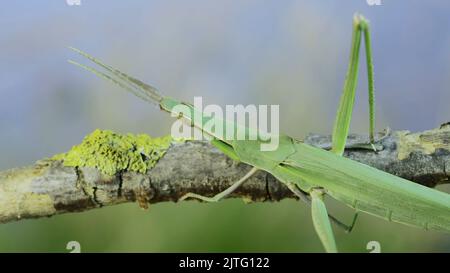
{"left": 1, "top": 197, "right": 449, "bottom": 252}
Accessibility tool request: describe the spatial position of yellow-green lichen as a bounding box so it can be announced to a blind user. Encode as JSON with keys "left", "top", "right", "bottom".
{"left": 397, "top": 126, "right": 450, "bottom": 160}
{"left": 53, "top": 129, "right": 173, "bottom": 175}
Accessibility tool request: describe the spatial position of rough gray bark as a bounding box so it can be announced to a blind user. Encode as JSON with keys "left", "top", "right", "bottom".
{"left": 1, "top": 126, "right": 449, "bottom": 224}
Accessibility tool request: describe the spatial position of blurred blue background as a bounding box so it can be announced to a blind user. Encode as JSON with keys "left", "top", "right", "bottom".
{"left": 0, "top": 0, "right": 449, "bottom": 252}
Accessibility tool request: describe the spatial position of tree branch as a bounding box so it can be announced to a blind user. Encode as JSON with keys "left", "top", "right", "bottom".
{"left": 1, "top": 125, "right": 450, "bottom": 224}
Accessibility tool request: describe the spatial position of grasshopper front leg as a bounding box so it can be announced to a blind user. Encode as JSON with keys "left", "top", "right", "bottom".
{"left": 179, "top": 139, "right": 259, "bottom": 202}
{"left": 179, "top": 167, "right": 258, "bottom": 202}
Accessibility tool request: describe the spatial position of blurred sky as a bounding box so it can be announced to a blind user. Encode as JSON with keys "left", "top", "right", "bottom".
{"left": 0, "top": 0, "right": 449, "bottom": 252}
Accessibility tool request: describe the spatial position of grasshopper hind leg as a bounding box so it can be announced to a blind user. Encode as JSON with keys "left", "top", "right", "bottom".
{"left": 331, "top": 14, "right": 379, "bottom": 156}
{"left": 340, "top": 127, "right": 390, "bottom": 152}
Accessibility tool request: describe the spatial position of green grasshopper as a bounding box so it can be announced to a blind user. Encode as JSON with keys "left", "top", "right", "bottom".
{"left": 68, "top": 14, "right": 450, "bottom": 252}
